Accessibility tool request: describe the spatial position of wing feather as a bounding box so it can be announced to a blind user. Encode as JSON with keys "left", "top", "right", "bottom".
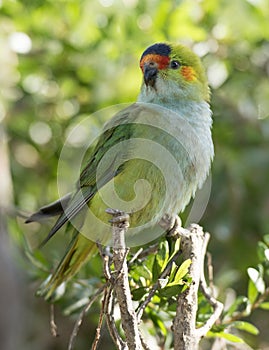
{"left": 40, "top": 104, "right": 138, "bottom": 244}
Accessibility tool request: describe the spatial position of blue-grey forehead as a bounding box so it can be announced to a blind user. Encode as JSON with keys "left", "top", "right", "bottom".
{"left": 140, "top": 43, "right": 171, "bottom": 60}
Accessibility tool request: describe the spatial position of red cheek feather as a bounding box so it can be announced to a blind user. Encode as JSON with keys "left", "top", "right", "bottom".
{"left": 140, "top": 54, "right": 170, "bottom": 71}
{"left": 181, "top": 66, "right": 197, "bottom": 81}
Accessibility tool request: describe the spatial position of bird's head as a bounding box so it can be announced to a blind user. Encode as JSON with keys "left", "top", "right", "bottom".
{"left": 139, "top": 42, "right": 209, "bottom": 104}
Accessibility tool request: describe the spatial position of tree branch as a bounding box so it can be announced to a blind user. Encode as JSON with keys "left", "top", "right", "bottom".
{"left": 196, "top": 232, "right": 223, "bottom": 338}
{"left": 50, "top": 304, "right": 59, "bottom": 337}
{"left": 173, "top": 224, "right": 204, "bottom": 350}
{"left": 105, "top": 287, "right": 127, "bottom": 349}
{"left": 91, "top": 291, "right": 106, "bottom": 350}
{"left": 97, "top": 242, "right": 127, "bottom": 349}
{"left": 69, "top": 213, "right": 223, "bottom": 350}
{"left": 172, "top": 223, "right": 223, "bottom": 350}
{"left": 106, "top": 208, "right": 143, "bottom": 350}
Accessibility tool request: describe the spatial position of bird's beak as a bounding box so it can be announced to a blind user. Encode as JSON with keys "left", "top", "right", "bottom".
{"left": 143, "top": 63, "right": 158, "bottom": 87}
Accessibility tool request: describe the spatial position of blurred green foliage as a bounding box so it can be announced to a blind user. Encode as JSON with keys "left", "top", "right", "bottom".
{"left": 1, "top": 0, "right": 269, "bottom": 349}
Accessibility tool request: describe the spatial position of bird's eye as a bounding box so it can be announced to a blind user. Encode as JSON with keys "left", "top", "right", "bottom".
{"left": 170, "top": 60, "right": 181, "bottom": 69}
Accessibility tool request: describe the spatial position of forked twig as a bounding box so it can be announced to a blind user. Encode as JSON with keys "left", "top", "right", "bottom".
{"left": 107, "top": 208, "right": 143, "bottom": 350}
{"left": 172, "top": 224, "right": 223, "bottom": 350}
{"left": 50, "top": 304, "right": 59, "bottom": 337}
{"left": 91, "top": 291, "right": 106, "bottom": 350}
{"left": 196, "top": 232, "right": 223, "bottom": 338}
{"left": 97, "top": 243, "right": 126, "bottom": 349}
{"left": 105, "top": 287, "right": 126, "bottom": 349}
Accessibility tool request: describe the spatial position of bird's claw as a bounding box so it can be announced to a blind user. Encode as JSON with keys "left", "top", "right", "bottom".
{"left": 159, "top": 214, "right": 187, "bottom": 239}
{"left": 106, "top": 208, "right": 130, "bottom": 225}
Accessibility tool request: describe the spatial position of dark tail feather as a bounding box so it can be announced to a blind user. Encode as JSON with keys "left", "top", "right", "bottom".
{"left": 39, "top": 212, "right": 70, "bottom": 247}
{"left": 25, "top": 193, "right": 72, "bottom": 223}
{"left": 38, "top": 188, "right": 94, "bottom": 247}
{"left": 40, "top": 202, "right": 88, "bottom": 248}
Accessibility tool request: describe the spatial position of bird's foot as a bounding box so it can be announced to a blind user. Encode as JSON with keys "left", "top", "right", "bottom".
{"left": 159, "top": 214, "right": 188, "bottom": 239}
{"left": 106, "top": 208, "right": 130, "bottom": 228}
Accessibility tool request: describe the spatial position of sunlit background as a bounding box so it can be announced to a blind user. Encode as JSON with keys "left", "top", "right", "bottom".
{"left": 1, "top": 0, "right": 269, "bottom": 349}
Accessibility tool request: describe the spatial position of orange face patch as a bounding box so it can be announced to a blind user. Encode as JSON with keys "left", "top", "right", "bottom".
{"left": 140, "top": 54, "right": 170, "bottom": 71}
{"left": 181, "top": 66, "right": 197, "bottom": 81}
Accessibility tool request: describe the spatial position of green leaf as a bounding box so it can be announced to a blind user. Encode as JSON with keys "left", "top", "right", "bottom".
{"left": 168, "top": 237, "right": 181, "bottom": 263}
{"left": 263, "top": 234, "right": 269, "bottom": 246}
{"left": 248, "top": 279, "right": 258, "bottom": 304}
{"left": 133, "top": 264, "right": 152, "bottom": 281}
{"left": 159, "top": 240, "right": 170, "bottom": 273}
{"left": 247, "top": 267, "right": 265, "bottom": 294}
{"left": 152, "top": 240, "right": 169, "bottom": 281}
{"left": 173, "top": 259, "right": 192, "bottom": 284}
{"left": 219, "top": 333, "right": 245, "bottom": 343}
{"left": 207, "top": 331, "right": 245, "bottom": 343}
{"left": 259, "top": 302, "right": 269, "bottom": 310}
{"left": 158, "top": 284, "right": 182, "bottom": 298}
{"left": 265, "top": 249, "right": 269, "bottom": 262}
{"left": 248, "top": 267, "right": 259, "bottom": 282}
{"left": 168, "top": 261, "right": 178, "bottom": 283}
{"left": 232, "top": 321, "right": 259, "bottom": 335}
{"left": 257, "top": 241, "right": 269, "bottom": 262}
{"left": 132, "top": 287, "right": 149, "bottom": 301}
{"left": 156, "top": 318, "right": 167, "bottom": 336}
{"left": 152, "top": 257, "right": 161, "bottom": 283}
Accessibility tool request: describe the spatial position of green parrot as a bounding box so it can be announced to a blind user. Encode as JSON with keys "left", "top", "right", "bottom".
{"left": 26, "top": 43, "right": 214, "bottom": 299}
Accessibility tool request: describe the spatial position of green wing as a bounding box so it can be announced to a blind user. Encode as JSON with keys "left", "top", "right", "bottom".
{"left": 41, "top": 104, "right": 137, "bottom": 244}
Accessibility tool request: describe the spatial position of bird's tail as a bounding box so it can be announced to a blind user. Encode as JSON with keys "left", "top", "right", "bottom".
{"left": 38, "top": 232, "right": 97, "bottom": 300}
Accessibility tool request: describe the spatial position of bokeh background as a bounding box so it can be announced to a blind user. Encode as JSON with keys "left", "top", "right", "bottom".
{"left": 0, "top": 0, "right": 269, "bottom": 349}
